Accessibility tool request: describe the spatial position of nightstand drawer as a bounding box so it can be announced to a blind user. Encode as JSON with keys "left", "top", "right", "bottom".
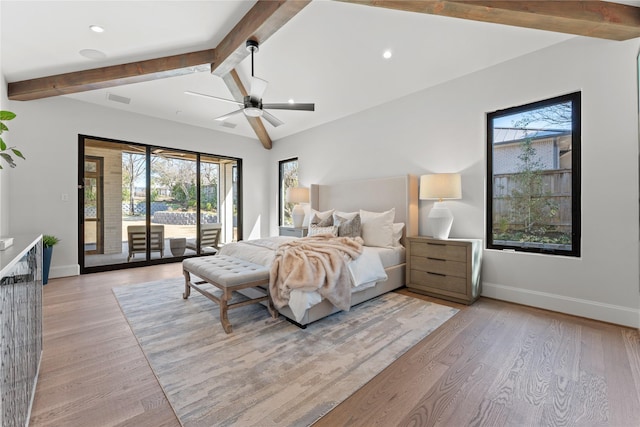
{"left": 410, "top": 270, "right": 467, "bottom": 294}
{"left": 409, "top": 241, "right": 466, "bottom": 262}
{"left": 410, "top": 256, "right": 467, "bottom": 279}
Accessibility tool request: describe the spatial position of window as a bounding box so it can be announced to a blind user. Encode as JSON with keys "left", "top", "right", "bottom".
{"left": 79, "top": 135, "right": 241, "bottom": 273}
{"left": 279, "top": 158, "right": 299, "bottom": 226}
{"left": 487, "top": 92, "right": 581, "bottom": 256}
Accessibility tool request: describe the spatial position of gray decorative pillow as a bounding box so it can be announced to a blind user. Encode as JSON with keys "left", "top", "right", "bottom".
{"left": 311, "top": 213, "right": 333, "bottom": 227}
{"left": 334, "top": 214, "right": 361, "bottom": 238}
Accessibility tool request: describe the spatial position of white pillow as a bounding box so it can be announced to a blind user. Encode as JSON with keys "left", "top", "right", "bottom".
{"left": 360, "top": 208, "right": 395, "bottom": 247}
{"left": 303, "top": 208, "right": 334, "bottom": 228}
{"left": 308, "top": 224, "right": 338, "bottom": 237}
{"left": 392, "top": 222, "right": 405, "bottom": 246}
{"left": 333, "top": 210, "right": 359, "bottom": 221}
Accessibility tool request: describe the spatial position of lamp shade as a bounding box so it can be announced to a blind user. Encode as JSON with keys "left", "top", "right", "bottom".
{"left": 286, "top": 187, "right": 309, "bottom": 204}
{"left": 419, "top": 174, "right": 462, "bottom": 201}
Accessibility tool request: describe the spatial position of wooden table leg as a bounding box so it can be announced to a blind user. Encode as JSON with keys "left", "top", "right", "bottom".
{"left": 182, "top": 270, "right": 191, "bottom": 299}
{"left": 219, "top": 288, "right": 233, "bottom": 334}
{"left": 267, "top": 293, "right": 278, "bottom": 319}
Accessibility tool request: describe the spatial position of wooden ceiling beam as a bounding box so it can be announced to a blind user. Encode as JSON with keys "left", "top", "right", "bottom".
{"left": 339, "top": 1, "right": 640, "bottom": 41}
{"left": 8, "top": 50, "right": 215, "bottom": 101}
{"left": 222, "top": 69, "right": 272, "bottom": 150}
{"left": 211, "top": 0, "right": 311, "bottom": 77}
{"left": 7, "top": 0, "right": 310, "bottom": 101}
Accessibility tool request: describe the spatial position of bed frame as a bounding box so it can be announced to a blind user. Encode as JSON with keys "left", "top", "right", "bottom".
{"left": 275, "top": 174, "right": 419, "bottom": 326}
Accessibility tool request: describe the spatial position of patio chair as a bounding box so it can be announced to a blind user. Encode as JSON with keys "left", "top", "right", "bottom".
{"left": 186, "top": 223, "right": 222, "bottom": 255}
{"left": 127, "top": 225, "right": 165, "bottom": 262}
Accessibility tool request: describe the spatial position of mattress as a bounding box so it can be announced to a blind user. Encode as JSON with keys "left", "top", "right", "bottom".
{"left": 367, "top": 245, "right": 405, "bottom": 268}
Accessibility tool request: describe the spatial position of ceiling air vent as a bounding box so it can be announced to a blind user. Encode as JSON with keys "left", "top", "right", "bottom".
{"left": 107, "top": 93, "right": 131, "bottom": 105}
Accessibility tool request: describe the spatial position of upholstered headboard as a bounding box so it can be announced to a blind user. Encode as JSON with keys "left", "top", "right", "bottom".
{"left": 309, "top": 174, "right": 419, "bottom": 239}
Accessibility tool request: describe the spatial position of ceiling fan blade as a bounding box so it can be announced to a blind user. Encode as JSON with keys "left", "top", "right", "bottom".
{"left": 185, "top": 91, "right": 243, "bottom": 106}
{"left": 261, "top": 110, "right": 284, "bottom": 127}
{"left": 214, "top": 109, "right": 244, "bottom": 121}
{"left": 262, "top": 103, "right": 315, "bottom": 111}
{"left": 249, "top": 77, "right": 268, "bottom": 101}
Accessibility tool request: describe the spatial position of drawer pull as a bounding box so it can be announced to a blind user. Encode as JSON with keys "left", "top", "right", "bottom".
{"left": 427, "top": 257, "right": 446, "bottom": 261}
{"left": 427, "top": 272, "right": 446, "bottom": 277}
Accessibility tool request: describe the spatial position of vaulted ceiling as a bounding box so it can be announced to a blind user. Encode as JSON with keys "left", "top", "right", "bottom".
{"left": 2, "top": 1, "right": 639, "bottom": 149}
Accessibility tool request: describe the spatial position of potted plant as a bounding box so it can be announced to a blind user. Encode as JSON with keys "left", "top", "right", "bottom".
{"left": 0, "top": 110, "right": 25, "bottom": 169}
{"left": 42, "top": 235, "right": 60, "bottom": 285}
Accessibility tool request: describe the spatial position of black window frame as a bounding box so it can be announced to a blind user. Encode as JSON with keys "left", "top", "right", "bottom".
{"left": 486, "top": 92, "right": 581, "bottom": 257}
{"left": 78, "top": 134, "right": 243, "bottom": 274}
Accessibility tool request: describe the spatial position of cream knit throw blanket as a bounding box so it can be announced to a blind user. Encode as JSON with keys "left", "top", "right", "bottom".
{"left": 269, "top": 234, "right": 363, "bottom": 311}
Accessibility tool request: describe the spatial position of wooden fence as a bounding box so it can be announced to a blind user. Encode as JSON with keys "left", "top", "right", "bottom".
{"left": 492, "top": 169, "right": 572, "bottom": 233}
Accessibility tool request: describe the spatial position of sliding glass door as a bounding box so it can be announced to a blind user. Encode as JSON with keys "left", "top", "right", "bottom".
{"left": 79, "top": 136, "right": 242, "bottom": 273}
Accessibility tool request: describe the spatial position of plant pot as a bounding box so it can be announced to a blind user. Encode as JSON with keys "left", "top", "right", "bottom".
{"left": 43, "top": 246, "right": 53, "bottom": 285}
{"left": 170, "top": 238, "right": 186, "bottom": 257}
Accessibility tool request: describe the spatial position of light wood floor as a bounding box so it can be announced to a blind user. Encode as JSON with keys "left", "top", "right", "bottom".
{"left": 30, "top": 264, "right": 640, "bottom": 426}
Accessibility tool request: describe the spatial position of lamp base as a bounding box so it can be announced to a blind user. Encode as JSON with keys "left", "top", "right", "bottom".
{"left": 427, "top": 202, "right": 454, "bottom": 239}
{"left": 291, "top": 204, "right": 305, "bottom": 229}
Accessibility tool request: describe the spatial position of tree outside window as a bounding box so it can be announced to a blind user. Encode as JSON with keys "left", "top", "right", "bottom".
{"left": 487, "top": 92, "right": 581, "bottom": 256}
{"left": 279, "top": 158, "right": 299, "bottom": 226}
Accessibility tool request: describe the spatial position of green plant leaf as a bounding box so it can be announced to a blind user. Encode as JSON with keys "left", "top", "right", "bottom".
{"left": 0, "top": 111, "right": 22, "bottom": 170}
{"left": 11, "top": 148, "right": 25, "bottom": 159}
{"left": 42, "top": 235, "right": 60, "bottom": 247}
{"left": 0, "top": 153, "right": 17, "bottom": 168}
{"left": 0, "top": 111, "right": 16, "bottom": 121}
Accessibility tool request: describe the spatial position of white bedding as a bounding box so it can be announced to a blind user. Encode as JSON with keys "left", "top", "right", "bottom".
{"left": 218, "top": 236, "right": 391, "bottom": 322}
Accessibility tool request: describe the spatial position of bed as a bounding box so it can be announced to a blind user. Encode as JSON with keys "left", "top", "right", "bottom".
{"left": 221, "top": 174, "right": 419, "bottom": 326}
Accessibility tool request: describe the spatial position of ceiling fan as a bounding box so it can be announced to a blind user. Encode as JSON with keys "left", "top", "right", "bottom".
{"left": 185, "top": 40, "right": 315, "bottom": 127}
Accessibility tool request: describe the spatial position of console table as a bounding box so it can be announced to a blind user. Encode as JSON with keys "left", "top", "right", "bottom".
{"left": 0, "top": 234, "right": 43, "bottom": 427}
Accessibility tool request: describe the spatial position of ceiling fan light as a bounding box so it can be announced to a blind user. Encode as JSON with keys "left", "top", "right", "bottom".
{"left": 244, "top": 107, "right": 263, "bottom": 117}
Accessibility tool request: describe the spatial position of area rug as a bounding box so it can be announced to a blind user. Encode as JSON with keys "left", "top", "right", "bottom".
{"left": 113, "top": 278, "right": 458, "bottom": 427}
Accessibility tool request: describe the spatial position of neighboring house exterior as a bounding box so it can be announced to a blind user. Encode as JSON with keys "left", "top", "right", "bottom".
{"left": 492, "top": 127, "right": 572, "bottom": 174}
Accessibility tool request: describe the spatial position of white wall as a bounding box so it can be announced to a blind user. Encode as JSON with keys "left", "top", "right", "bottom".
{"left": 3, "top": 96, "right": 270, "bottom": 278}
{"left": 270, "top": 36, "right": 640, "bottom": 327}
{"left": 0, "top": 4, "right": 5, "bottom": 236}
{"left": 0, "top": 71, "right": 9, "bottom": 236}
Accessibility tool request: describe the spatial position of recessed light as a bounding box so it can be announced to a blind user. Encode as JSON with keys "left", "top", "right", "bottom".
{"left": 383, "top": 50, "right": 392, "bottom": 59}
{"left": 90, "top": 25, "right": 105, "bottom": 33}
{"left": 79, "top": 48, "right": 107, "bottom": 60}
{"left": 288, "top": 99, "right": 295, "bottom": 104}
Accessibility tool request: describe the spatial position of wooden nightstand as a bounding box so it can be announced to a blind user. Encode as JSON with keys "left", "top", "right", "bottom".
{"left": 406, "top": 236, "right": 482, "bottom": 305}
{"left": 279, "top": 226, "right": 308, "bottom": 238}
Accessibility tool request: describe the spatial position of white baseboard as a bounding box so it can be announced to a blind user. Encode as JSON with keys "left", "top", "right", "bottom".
{"left": 482, "top": 282, "right": 640, "bottom": 329}
{"left": 50, "top": 264, "right": 79, "bottom": 279}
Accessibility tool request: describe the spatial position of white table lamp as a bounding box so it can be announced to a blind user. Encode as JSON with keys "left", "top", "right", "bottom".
{"left": 420, "top": 174, "right": 462, "bottom": 239}
{"left": 286, "top": 187, "right": 309, "bottom": 228}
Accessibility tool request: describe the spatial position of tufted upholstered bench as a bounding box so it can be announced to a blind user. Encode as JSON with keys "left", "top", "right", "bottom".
{"left": 182, "top": 255, "right": 277, "bottom": 333}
